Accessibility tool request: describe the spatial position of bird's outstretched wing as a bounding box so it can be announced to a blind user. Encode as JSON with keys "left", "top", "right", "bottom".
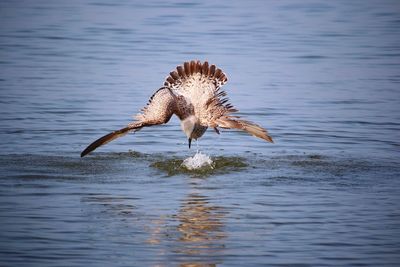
{"left": 215, "top": 116, "right": 273, "bottom": 143}
{"left": 80, "top": 126, "right": 136, "bottom": 158}
{"left": 80, "top": 87, "right": 176, "bottom": 157}
{"left": 205, "top": 84, "right": 273, "bottom": 143}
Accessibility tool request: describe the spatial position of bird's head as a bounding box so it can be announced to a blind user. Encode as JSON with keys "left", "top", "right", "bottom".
{"left": 180, "top": 115, "right": 197, "bottom": 148}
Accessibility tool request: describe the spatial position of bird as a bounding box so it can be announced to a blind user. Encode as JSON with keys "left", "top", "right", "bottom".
{"left": 80, "top": 60, "right": 273, "bottom": 157}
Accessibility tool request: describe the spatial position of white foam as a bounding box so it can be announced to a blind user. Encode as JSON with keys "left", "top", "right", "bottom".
{"left": 181, "top": 151, "right": 213, "bottom": 170}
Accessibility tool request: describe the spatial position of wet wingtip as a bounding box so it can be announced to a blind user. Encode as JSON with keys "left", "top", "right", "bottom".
{"left": 80, "top": 149, "right": 89, "bottom": 158}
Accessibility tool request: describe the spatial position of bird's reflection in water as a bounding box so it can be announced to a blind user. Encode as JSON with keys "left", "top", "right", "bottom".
{"left": 177, "top": 193, "right": 226, "bottom": 248}
{"left": 179, "top": 263, "right": 216, "bottom": 267}
{"left": 175, "top": 193, "right": 226, "bottom": 266}
{"left": 147, "top": 192, "right": 226, "bottom": 266}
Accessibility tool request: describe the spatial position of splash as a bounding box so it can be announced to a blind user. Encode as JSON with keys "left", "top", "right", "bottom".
{"left": 181, "top": 151, "right": 214, "bottom": 170}
{"left": 150, "top": 153, "right": 247, "bottom": 176}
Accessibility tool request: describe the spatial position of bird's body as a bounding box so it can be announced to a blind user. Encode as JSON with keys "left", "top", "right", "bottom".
{"left": 81, "top": 60, "right": 273, "bottom": 157}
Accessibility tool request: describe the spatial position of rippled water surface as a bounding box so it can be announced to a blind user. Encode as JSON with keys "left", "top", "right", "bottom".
{"left": 1, "top": 1, "right": 400, "bottom": 266}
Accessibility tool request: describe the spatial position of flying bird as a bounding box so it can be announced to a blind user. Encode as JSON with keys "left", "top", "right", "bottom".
{"left": 81, "top": 60, "right": 273, "bottom": 157}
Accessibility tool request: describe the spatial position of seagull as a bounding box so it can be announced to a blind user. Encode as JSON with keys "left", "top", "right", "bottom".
{"left": 81, "top": 60, "right": 273, "bottom": 157}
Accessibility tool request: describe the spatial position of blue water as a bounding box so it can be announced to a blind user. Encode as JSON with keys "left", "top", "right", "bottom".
{"left": 1, "top": 1, "right": 400, "bottom": 266}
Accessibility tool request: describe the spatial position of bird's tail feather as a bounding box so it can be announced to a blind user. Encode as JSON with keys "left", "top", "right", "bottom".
{"left": 80, "top": 123, "right": 143, "bottom": 157}
{"left": 164, "top": 60, "right": 228, "bottom": 89}
{"left": 216, "top": 117, "right": 274, "bottom": 143}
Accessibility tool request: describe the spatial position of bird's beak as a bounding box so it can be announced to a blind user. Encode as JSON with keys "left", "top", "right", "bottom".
{"left": 188, "top": 138, "right": 192, "bottom": 149}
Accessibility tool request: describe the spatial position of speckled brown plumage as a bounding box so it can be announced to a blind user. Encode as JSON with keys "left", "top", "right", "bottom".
{"left": 81, "top": 60, "right": 273, "bottom": 157}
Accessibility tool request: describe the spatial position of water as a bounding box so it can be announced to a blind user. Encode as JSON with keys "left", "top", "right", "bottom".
{"left": 181, "top": 151, "right": 214, "bottom": 170}
{"left": 1, "top": 0, "right": 400, "bottom": 266}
